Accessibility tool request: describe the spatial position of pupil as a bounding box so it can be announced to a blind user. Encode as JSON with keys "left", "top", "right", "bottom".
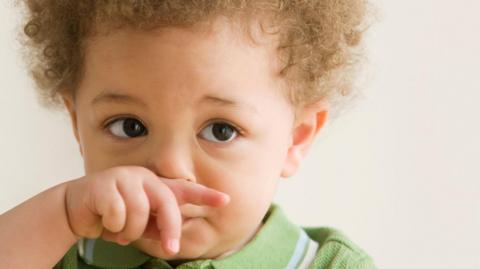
{"left": 123, "top": 118, "right": 145, "bottom": 137}
{"left": 212, "top": 123, "right": 234, "bottom": 141}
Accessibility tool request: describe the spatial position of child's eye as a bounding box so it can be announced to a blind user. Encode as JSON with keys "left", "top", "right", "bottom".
{"left": 199, "top": 122, "right": 239, "bottom": 143}
{"left": 105, "top": 117, "right": 148, "bottom": 138}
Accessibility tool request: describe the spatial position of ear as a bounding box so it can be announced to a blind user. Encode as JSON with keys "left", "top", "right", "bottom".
{"left": 61, "top": 93, "right": 83, "bottom": 157}
{"left": 280, "top": 101, "right": 329, "bottom": 178}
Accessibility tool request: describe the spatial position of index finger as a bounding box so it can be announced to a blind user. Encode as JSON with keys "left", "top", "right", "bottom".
{"left": 161, "top": 178, "right": 230, "bottom": 206}
{"left": 142, "top": 179, "right": 182, "bottom": 255}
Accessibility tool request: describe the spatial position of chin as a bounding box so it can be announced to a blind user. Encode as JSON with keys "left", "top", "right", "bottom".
{"left": 177, "top": 218, "right": 215, "bottom": 257}
{"left": 174, "top": 240, "right": 210, "bottom": 259}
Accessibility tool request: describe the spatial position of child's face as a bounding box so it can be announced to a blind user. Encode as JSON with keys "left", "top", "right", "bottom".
{"left": 63, "top": 17, "right": 326, "bottom": 259}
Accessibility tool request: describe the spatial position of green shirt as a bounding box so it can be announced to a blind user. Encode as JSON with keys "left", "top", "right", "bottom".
{"left": 54, "top": 203, "right": 376, "bottom": 269}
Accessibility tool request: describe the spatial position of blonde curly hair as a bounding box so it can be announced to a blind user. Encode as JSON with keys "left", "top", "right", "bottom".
{"left": 17, "top": 0, "right": 373, "bottom": 119}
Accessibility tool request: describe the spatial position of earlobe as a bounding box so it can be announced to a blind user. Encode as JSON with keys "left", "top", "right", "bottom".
{"left": 280, "top": 146, "right": 302, "bottom": 178}
{"left": 61, "top": 93, "right": 83, "bottom": 157}
{"left": 280, "top": 102, "right": 329, "bottom": 178}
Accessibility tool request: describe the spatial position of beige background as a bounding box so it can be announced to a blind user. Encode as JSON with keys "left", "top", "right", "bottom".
{"left": 1, "top": 0, "right": 479, "bottom": 268}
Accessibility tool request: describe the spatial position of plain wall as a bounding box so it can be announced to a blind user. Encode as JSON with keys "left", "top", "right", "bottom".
{"left": 1, "top": 0, "right": 478, "bottom": 268}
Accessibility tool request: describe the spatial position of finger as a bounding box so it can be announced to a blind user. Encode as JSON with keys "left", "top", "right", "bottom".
{"left": 143, "top": 179, "right": 182, "bottom": 255}
{"left": 94, "top": 183, "right": 126, "bottom": 233}
{"left": 162, "top": 179, "right": 230, "bottom": 206}
{"left": 100, "top": 230, "right": 129, "bottom": 246}
{"left": 141, "top": 214, "right": 163, "bottom": 241}
{"left": 115, "top": 180, "right": 150, "bottom": 243}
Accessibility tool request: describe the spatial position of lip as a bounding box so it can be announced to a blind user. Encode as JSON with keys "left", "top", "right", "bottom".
{"left": 182, "top": 217, "right": 202, "bottom": 228}
{"left": 180, "top": 204, "right": 207, "bottom": 223}
{"left": 182, "top": 216, "right": 201, "bottom": 223}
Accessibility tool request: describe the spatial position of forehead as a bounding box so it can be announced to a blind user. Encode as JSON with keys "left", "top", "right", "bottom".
{"left": 84, "top": 16, "right": 281, "bottom": 74}
{"left": 78, "top": 15, "right": 287, "bottom": 107}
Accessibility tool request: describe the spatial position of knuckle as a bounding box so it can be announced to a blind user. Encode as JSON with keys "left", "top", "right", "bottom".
{"left": 121, "top": 223, "right": 145, "bottom": 241}
{"left": 129, "top": 166, "right": 154, "bottom": 179}
{"left": 122, "top": 230, "right": 140, "bottom": 241}
{"left": 111, "top": 166, "right": 135, "bottom": 180}
{"left": 151, "top": 181, "right": 171, "bottom": 198}
{"left": 127, "top": 198, "right": 149, "bottom": 217}
{"left": 163, "top": 188, "right": 178, "bottom": 204}
{"left": 106, "top": 200, "right": 124, "bottom": 217}
{"left": 136, "top": 166, "right": 154, "bottom": 175}
{"left": 113, "top": 166, "right": 156, "bottom": 182}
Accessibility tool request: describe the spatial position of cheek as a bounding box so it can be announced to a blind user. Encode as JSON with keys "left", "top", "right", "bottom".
{"left": 198, "top": 136, "right": 288, "bottom": 191}
{"left": 200, "top": 122, "right": 291, "bottom": 189}
{"left": 77, "top": 119, "right": 148, "bottom": 173}
{"left": 198, "top": 135, "right": 289, "bottom": 223}
{"left": 80, "top": 137, "right": 132, "bottom": 174}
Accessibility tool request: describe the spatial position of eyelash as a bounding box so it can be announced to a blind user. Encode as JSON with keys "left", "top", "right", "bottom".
{"left": 102, "top": 116, "right": 245, "bottom": 140}
{"left": 202, "top": 118, "right": 245, "bottom": 136}
{"left": 102, "top": 116, "right": 144, "bottom": 141}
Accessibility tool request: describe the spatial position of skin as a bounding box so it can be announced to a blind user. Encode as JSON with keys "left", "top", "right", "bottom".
{"left": 0, "top": 15, "right": 328, "bottom": 267}
{"left": 63, "top": 16, "right": 329, "bottom": 259}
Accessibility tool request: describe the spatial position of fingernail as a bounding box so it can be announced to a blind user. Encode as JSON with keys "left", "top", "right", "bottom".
{"left": 222, "top": 194, "right": 230, "bottom": 203}
{"left": 118, "top": 238, "right": 129, "bottom": 246}
{"left": 167, "top": 239, "right": 179, "bottom": 253}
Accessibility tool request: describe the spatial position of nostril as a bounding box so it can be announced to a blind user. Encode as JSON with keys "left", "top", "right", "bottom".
{"left": 166, "top": 177, "right": 197, "bottom": 185}
{"left": 180, "top": 176, "right": 196, "bottom": 183}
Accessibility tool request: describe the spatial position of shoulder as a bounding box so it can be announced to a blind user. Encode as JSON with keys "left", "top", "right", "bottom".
{"left": 302, "top": 226, "right": 377, "bottom": 269}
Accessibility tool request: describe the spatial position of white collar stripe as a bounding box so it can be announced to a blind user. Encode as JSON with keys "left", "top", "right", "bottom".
{"left": 284, "top": 230, "right": 309, "bottom": 269}
{"left": 297, "top": 237, "right": 319, "bottom": 269}
{"left": 79, "top": 238, "right": 97, "bottom": 265}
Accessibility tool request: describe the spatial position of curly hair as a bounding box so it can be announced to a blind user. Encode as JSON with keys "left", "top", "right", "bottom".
{"left": 16, "top": 0, "right": 373, "bottom": 119}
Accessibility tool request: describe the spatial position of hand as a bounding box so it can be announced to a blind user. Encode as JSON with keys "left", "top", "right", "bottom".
{"left": 64, "top": 165, "right": 230, "bottom": 255}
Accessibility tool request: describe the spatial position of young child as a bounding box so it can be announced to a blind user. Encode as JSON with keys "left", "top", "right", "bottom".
{"left": 1, "top": 1, "right": 376, "bottom": 268}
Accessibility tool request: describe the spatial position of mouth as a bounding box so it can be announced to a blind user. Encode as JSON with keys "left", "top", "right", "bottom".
{"left": 141, "top": 214, "right": 201, "bottom": 241}
{"left": 182, "top": 216, "right": 193, "bottom": 223}
{"left": 180, "top": 204, "right": 207, "bottom": 223}
{"left": 182, "top": 217, "right": 205, "bottom": 229}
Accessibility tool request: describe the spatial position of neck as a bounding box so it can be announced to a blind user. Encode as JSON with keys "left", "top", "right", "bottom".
{"left": 213, "top": 221, "right": 263, "bottom": 260}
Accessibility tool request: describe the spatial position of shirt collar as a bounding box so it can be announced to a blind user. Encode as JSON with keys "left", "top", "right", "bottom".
{"left": 78, "top": 203, "right": 313, "bottom": 269}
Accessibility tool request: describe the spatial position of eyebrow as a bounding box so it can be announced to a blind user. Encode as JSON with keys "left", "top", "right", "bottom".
{"left": 198, "top": 95, "right": 258, "bottom": 114}
{"left": 92, "top": 91, "right": 147, "bottom": 106}
{"left": 92, "top": 90, "right": 258, "bottom": 114}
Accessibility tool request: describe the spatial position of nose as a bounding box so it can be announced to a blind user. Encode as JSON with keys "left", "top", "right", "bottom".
{"left": 144, "top": 137, "right": 197, "bottom": 183}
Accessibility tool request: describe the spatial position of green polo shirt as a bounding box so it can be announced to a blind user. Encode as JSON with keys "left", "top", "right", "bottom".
{"left": 54, "top": 203, "right": 376, "bottom": 269}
